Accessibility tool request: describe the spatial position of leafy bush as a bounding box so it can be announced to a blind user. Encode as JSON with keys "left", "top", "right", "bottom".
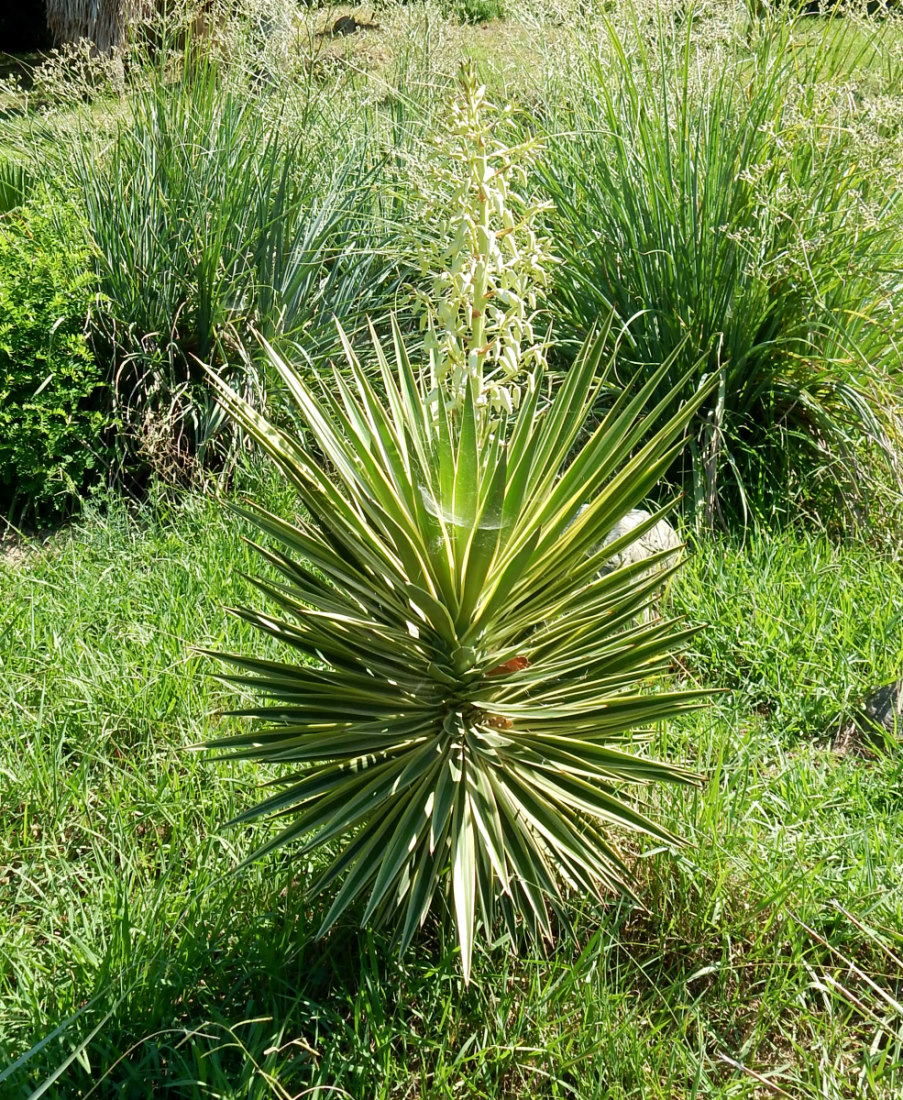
{"left": 537, "top": 15, "right": 903, "bottom": 524}
{"left": 0, "top": 203, "right": 112, "bottom": 521}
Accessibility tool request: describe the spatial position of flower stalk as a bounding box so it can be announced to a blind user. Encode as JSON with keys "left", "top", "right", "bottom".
{"left": 417, "top": 61, "right": 556, "bottom": 418}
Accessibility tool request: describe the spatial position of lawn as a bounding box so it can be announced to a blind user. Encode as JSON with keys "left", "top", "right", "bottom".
{"left": 3, "top": 493, "right": 903, "bottom": 1097}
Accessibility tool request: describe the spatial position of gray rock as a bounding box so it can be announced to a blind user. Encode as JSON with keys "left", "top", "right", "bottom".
{"left": 859, "top": 679, "right": 903, "bottom": 738}
{"left": 594, "top": 509, "right": 682, "bottom": 621}
{"left": 600, "top": 509, "right": 683, "bottom": 575}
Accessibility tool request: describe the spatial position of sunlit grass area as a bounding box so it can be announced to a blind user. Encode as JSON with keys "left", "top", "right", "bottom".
{"left": 2, "top": 490, "right": 902, "bottom": 1097}
{"left": 2, "top": 1, "right": 903, "bottom": 1096}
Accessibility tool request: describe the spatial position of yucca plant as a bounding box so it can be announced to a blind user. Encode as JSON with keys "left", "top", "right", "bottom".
{"left": 203, "top": 320, "right": 712, "bottom": 978}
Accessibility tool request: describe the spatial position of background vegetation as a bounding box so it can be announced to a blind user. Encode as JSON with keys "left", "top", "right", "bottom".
{"left": 540, "top": 16, "right": 903, "bottom": 522}
{"left": 0, "top": 201, "right": 111, "bottom": 521}
{"left": 2, "top": 0, "right": 902, "bottom": 1096}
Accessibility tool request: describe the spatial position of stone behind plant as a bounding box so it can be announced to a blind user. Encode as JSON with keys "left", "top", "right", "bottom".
{"left": 575, "top": 507, "right": 682, "bottom": 587}
{"left": 859, "top": 679, "right": 903, "bottom": 740}
{"left": 599, "top": 510, "right": 683, "bottom": 619}
{"left": 602, "top": 510, "right": 682, "bottom": 574}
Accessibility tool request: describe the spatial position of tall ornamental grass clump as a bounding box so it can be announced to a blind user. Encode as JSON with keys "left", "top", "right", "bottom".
{"left": 204, "top": 68, "right": 710, "bottom": 979}
{"left": 68, "top": 46, "right": 395, "bottom": 475}
{"left": 537, "top": 14, "right": 903, "bottom": 524}
{"left": 0, "top": 159, "right": 32, "bottom": 214}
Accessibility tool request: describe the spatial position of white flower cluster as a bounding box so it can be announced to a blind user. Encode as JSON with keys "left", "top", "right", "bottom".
{"left": 417, "top": 62, "right": 555, "bottom": 417}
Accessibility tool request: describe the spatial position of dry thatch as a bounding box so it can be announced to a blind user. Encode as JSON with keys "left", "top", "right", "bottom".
{"left": 45, "top": 0, "right": 158, "bottom": 53}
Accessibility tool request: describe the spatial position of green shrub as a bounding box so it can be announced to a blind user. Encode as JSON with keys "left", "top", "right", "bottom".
{"left": 0, "top": 203, "right": 112, "bottom": 521}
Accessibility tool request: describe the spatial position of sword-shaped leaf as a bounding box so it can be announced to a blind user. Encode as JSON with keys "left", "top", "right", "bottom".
{"left": 203, "top": 322, "right": 708, "bottom": 982}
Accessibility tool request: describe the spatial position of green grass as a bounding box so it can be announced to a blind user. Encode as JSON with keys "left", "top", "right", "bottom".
{"left": 2, "top": 492, "right": 902, "bottom": 1098}
{"left": 1, "top": 2, "right": 902, "bottom": 1096}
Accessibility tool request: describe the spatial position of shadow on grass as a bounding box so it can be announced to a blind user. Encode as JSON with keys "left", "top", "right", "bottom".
{"left": 9, "top": 841, "right": 897, "bottom": 1099}
{"left": 9, "top": 868, "right": 464, "bottom": 1099}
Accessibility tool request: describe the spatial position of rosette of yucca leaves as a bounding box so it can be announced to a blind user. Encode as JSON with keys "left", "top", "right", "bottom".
{"left": 204, "top": 323, "right": 712, "bottom": 979}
